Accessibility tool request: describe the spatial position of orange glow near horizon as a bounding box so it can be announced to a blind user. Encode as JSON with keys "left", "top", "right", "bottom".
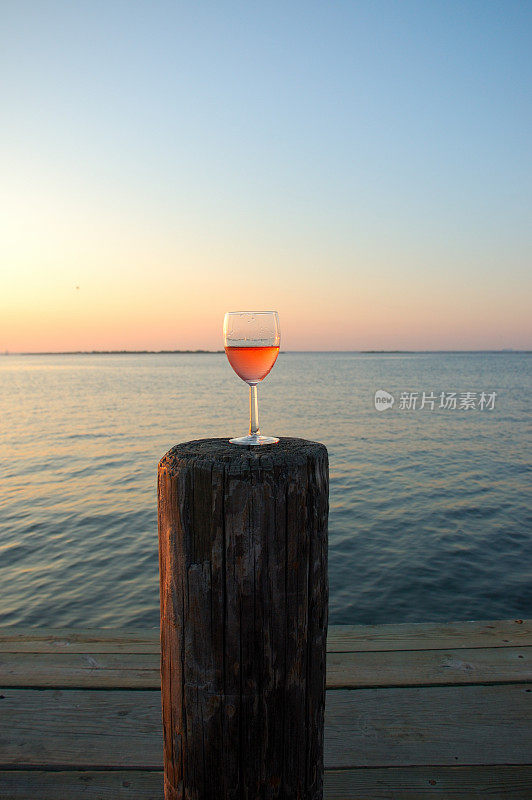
{"left": 1, "top": 140, "right": 530, "bottom": 353}
{"left": 2, "top": 269, "right": 531, "bottom": 353}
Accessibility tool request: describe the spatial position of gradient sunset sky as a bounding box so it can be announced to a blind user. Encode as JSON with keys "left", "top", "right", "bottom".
{"left": 1, "top": 1, "right": 531, "bottom": 351}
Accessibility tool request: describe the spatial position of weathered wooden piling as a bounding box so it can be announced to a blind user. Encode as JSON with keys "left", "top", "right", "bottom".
{"left": 157, "top": 437, "right": 329, "bottom": 800}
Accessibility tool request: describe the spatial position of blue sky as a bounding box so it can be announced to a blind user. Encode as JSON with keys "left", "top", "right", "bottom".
{"left": 1, "top": 1, "right": 531, "bottom": 350}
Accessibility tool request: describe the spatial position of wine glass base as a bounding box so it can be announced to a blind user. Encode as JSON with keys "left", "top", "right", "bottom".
{"left": 229, "top": 434, "right": 279, "bottom": 446}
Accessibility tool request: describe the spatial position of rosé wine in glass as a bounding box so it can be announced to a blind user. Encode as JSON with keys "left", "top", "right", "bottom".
{"left": 224, "top": 345, "right": 279, "bottom": 383}
{"left": 223, "top": 311, "right": 280, "bottom": 445}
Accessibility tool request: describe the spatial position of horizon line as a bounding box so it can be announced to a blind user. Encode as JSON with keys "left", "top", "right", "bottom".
{"left": 2, "top": 349, "right": 530, "bottom": 356}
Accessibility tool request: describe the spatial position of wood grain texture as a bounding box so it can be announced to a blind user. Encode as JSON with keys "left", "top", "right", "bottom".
{"left": 323, "top": 765, "right": 532, "bottom": 799}
{"left": 326, "top": 618, "right": 531, "bottom": 652}
{"left": 0, "top": 652, "right": 160, "bottom": 687}
{"left": 0, "top": 770, "right": 164, "bottom": 800}
{"left": 0, "top": 618, "right": 529, "bottom": 653}
{"left": 0, "top": 630, "right": 160, "bottom": 654}
{"left": 1, "top": 646, "right": 529, "bottom": 689}
{"left": 1, "top": 619, "right": 531, "bottom": 799}
{"left": 1, "top": 684, "right": 531, "bottom": 770}
{"left": 325, "top": 645, "right": 532, "bottom": 688}
{"left": 325, "top": 684, "right": 532, "bottom": 768}
{"left": 157, "top": 438, "right": 329, "bottom": 800}
{"left": 0, "top": 689, "right": 162, "bottom": 768}
{"left": 2, "top": 766, "right": 532, "bottom": 800}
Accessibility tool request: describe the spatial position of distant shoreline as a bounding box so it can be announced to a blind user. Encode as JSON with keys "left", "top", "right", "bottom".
{"left": 4, "top": 350, "right": 227, "bottom": 355}
{"left": 2, "top": 349, "right": 530, "bottom": 356}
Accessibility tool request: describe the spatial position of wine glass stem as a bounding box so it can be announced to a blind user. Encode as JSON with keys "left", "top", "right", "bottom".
{"left": 249, "top": 384, "right": 260, "bottom": 436}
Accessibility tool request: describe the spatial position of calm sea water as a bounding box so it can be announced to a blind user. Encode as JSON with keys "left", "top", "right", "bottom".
{"left": 0, "top": 352, "right": 530, "bottom": 629}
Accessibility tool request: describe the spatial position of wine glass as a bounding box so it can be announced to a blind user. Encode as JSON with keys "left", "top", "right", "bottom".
{"left": 223, "top": 311, "right": 280, "bottom": 445}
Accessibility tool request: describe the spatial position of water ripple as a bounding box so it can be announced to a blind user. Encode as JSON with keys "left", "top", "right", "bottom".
{"left": 0, "top": 351, "right": 530, "bottom": 627}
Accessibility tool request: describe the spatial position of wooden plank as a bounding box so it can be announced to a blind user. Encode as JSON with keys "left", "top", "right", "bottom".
{"left": 0, "top": 689, "right": 162, "bottom": 769}
{"left": 0, "top": 770, "right": 163, "bottom": 799}
{"left": 0, "top": 684, "right": 530, "bottom": 769}
{"left": 327, "top": 618, "right": 531, "bottom": 652}
{"left": 2, "top": 766, "right": 532, "bottom": 799}
{"left": 324, "top": 765, "right": 532, "bottom": 799}
{"left": 325, "top": 685, "right": 532, "bottom": 768}
{"left": 326, "top": 646, "right": 532, "bottom": 688}
{"left": 1, "top": 646, "right": 530, "bottom": 689}
{"left": 0, "top": 630, "right": 160, "bottom": 654}
{"left": 0, "top": 619, "right": 529, "bottom": 654}
{"left": 0, "top": 652, "right": 160, "bottom": 688}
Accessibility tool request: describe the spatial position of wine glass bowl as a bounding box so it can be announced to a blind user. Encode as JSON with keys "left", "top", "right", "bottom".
{"left": 223, "top": 311, "right": 280, "bottom": 445}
